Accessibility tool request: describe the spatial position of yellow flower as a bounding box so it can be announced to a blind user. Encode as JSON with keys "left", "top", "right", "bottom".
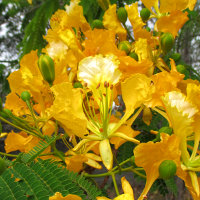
{"left": 76, "top": 56, "right": 152, "bottom": 170}
{"left": 134, "top": 133, "right": 181, "bottom": 200}
{"left": 97, "top": 177, "right": 134, "bottom": 200}
{"left": 49, "top": 192, "right": 82, "bottom": 200}
{"left": 162, "top": 90, "right": 200, "bottom": 196}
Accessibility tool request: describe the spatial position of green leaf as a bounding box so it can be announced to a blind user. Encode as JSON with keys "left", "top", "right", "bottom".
{"left": 0, "top": 159, "right": 103, "bottom": 200}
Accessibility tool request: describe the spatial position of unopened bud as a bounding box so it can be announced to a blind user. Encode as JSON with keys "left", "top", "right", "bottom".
{"left": 140, "top": 8, "right": 151, "bottom": 21}
{"left": 160, "top": 33, "right": 174, "bottom": 53}
{"left": 159, "top": 160, "right": 177, "bottom": 180}
{"left": 74, "top": 82, "right": 83, "bottom": 88}
{"left": 38, "top": 54, "right": 55, "bottom": 86}
{"left": 21, "top": 91, "right": 31, "bottom": 102}
{"left": 129, "top": 52, "right": 138, "bottom": 61}
{"left": 117, "top": 7, "right": 128, "bottom": 24}
{"left": 92, "top": 19, "right": 104, "bottom": 29}
{"left": 176, "top": 64, "right": 186, "bottom": 74}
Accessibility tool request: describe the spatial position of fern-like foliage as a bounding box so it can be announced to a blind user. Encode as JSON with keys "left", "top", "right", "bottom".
{"left": 0, "top": 159, "right": 102, "bottom": 200}
{"left": 20, "top": 0, "right": 59, "bottom": 58}
{"left": 21, "top": 135, "right": 57, "bottom": 163}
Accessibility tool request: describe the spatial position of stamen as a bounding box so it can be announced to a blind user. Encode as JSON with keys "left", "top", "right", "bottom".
{"left": 110, "top": 84, "right": 113, "bottom": 90}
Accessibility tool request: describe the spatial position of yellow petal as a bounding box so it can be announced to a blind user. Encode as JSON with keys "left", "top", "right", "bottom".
{"left": 84, "top": 158, "right": 102, "bottom": 169}
{"left": 125, "top": 3, "right": 144, "bottom": 32}
{"left": 187, "top": 0, "right": 197, "bottom": 10}
{"left": 121, "top": 177, "right": 134, "bottom": 197}
{"left": 118, "top": 56, "right": 153, "bottom": 79}
{"left": 156, "top": 11, "right": 189, "bottom": 37}
{"left": 121, "top": 73, "right": 152, "bottom": 120}
{"left": 110, "top": 132, "right": 140, "bottom": 145}
{"left": 99, "top": 139, "right": 113, "bottom": 170}
{"left": 65, "top": 155, "right": 87, "bottom": 172}
{"left": 49, "top": 192, "right": 82, "bottom": 200}
{"left": 134, "top": 38, "right": 150, "bottom": 61}
{"left": 96, "top": 197, "right": 111, "bottom": 200}
{"left": 110, "top": 125, "right": 140, "bottom": 149}
{"left": 114, "top": 194, "right": 134, "bottom": 200}
{"left": 64, "top": 0, "right": 90, "bottom": 32}
{"left": 85, "top": 153, "right": 102, "bottom": 161}
{"left": 140, "top": 0, "right": 157, "bottom": 12}
{"left": 103, "top": 4, "right": 126, "bottom": 41}
{"left": 4, "top": 92, "right": 29, "bottom": 116}
{"left": 5, "top": 131, "right": 32, "bottom": 153}
{"left": 160, "top": 0, "right": 189, "bottom": 13}
{"left": 78, "top": 54, "right": 121, "bottom": 89}
{"left": 46, "top": 82, "right": 87, "bottom": 137}
{"left": 83, "top": 29, "right": 124, "bottom": 57}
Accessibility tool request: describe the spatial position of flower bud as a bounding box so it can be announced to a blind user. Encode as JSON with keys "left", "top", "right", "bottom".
{"left": 0, "top": 157, "right": 7, "bottom": 175}
{"left": 159, "top": 160, "right": 177, "bottom": 180}
{"left": 92, "top": 19, "right": 104, "bottom": 29}
{"left": 140, "top": 8, "right": 151, "bottom": 21}
{"left": 160, "top": 33, "right": 174, "bottom": 53}
{"left": 118, "top": 41, "right": 131, "bottom": 54}
{"left": 117, "top": 7, "right": 128, "bottom": 24}
{"left": 21, "top": 91, "right": 31, "bottom": 102}
{"left": 170, "top": 53, "right": 181, "bottom": 62}
{"left": 129, "top": 52, "right": 138, "bottom": 61}
{"left": 97, "top": 0, "right": 110, "bottom": 11}
{"left": 176, "top": 64, "right": 186, "bottom": 74}
{"left": 73, "top": 82, "right": 83, "bottom": 88}
{"left": 38, "top": 54, "right": 55, "bottom": 86}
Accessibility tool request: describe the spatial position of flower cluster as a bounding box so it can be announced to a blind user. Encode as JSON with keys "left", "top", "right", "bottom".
{"left": 1, "top": 0, "right": 200, "bottom": 199}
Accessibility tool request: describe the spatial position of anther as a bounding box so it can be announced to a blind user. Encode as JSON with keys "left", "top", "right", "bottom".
{"left": 99, "top": 128, "right": 104, "bottom": 132}
{"left": 110, "top": 84, "right": 113, "bottom": 90}
{"left": 84, "top": 82, "right": 88, "bottom": 88}
{"left": 104, "top": 81, "right": 109, "bottom": 88}
{"left": 96, "top": 83, "right": 100, "bottom": 89}
{"left": 69, "top": 135, "right": 74, "bottom": 142}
